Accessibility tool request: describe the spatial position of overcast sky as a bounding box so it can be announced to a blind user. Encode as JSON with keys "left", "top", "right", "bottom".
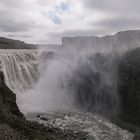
{"left": 0, "top": 0, "right": 140, "bottom": 44}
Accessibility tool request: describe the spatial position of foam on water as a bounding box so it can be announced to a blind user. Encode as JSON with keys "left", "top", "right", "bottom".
{"left": 0, "top": 49, "right": 38, "bottom": 92}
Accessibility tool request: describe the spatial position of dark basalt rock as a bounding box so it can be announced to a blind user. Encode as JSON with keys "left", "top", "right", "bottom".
{"left": 0, "top": 71, "right": 24, "bottom": 122}
{"left": 118, "top": 47, "right": 140, "bottom": 126}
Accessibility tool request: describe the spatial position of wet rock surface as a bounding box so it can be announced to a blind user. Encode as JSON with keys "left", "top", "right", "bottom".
{"left": 118, "top": 48, "right": 140, "bottom": 126}
{"left": 0, "top": 124, "right": 27, "bottom": 140}
{"left": 26, "top": 111, "right": 134, "bottom": 140}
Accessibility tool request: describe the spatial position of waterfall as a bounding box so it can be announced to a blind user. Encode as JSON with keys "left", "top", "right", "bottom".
{"left": 0, "top": 49, "right": 38, "bottom": 93}
{"left": 18, "top": 48, "right": 120, "bottom": 116}
{"left": 0, "top": 48, "right": 120, "bottom": 116}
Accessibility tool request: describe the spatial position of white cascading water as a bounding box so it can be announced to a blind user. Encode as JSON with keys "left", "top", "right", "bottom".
{"left": 0, "top": 48, "right": 119, "bottom": 116}
{"left": 0, "top": 48, "right": 133, "bottom": 139}
{"left": 0, "top": 49, "right": 38, "bottom": 93}
{"left": 16, "top": 48, "right": 120, "bottom": 117}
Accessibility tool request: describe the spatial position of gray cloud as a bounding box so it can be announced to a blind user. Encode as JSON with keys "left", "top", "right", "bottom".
{"left": 0, "top": 0, "right": 28, "bottom": 9}
{"left": 0, "top": 0, "right": 140, "bottom": 43}
{"left": 82, "top": 0, "right": 140, "bottom": 14}
{"left": 0, "top": 20, "right": 30, "bottom": 32}
{"left": 0, "top": 10, "right": 36, "bottom": 32}
{"left": 94, "top": 16, "right": 140, "bottom": 32}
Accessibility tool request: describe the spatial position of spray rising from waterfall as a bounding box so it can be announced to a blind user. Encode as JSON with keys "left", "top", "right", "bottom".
{"left": 0, "top": 48, "right": 121, "bottom": 117}
{"left": 16, "top": 48, "right": 120, "bottom": 117}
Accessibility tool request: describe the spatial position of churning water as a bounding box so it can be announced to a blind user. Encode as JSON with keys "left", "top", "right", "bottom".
{"left": 0, "top": 49, "right": 38, "bottom": 92}
{"left": 0, "top": 48, "right": 134, "bottom": 139}
{"left": 0, "top": 48, "right": 120, "bottom": 117}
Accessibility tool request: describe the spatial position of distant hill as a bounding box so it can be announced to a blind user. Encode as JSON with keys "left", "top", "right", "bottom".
{"left": 0, "top": 37, "right": 37, "bottom": 49}
{"left": 62, "top": 30, "right": 140, "bottom": 52}
{"left": 38, "top": 44, "right": 62, "bottom": 49}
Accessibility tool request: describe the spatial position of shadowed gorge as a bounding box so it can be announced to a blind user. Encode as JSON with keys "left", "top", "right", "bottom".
{"left": 118, "top": 48, "right": 140, "bottom": 126}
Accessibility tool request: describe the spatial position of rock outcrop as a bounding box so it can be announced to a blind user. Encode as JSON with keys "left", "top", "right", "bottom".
{"left": 0, "top": 71, "right": 89, "bottom": 140}
{"left": 118, "top": 48, "right": 140, "bottom": 126}
{"left": 0, "top": 70, "right": 23, "bottom": 122}
{"left": 116, "top": 47, "right": 140, "bottom": 139}
{"left": 62, "top": 30, "right": 140, "bottom": 52}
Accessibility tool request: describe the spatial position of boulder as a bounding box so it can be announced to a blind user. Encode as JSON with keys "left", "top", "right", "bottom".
{"left": 0, "top": 70, "right": 23, "bottom": 122}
